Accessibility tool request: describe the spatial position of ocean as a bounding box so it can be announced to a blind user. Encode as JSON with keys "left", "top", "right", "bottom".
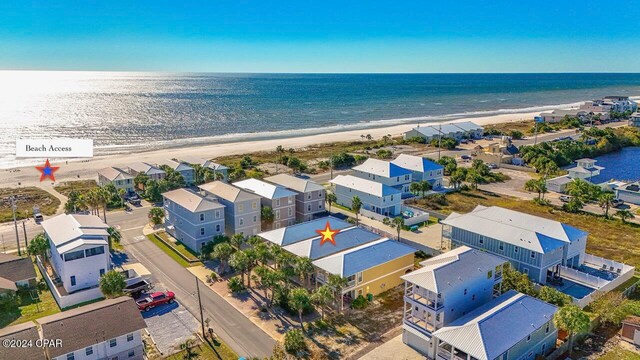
{"left": 1, "top": 71, "right": 640, "bottom": 169}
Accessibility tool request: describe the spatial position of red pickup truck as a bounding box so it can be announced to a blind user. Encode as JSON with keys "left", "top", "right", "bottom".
{"left": 136, "top": 291, "right": 175, "bottom": 312}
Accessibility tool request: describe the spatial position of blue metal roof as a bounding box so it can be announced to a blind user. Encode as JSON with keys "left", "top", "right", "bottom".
{"left": 279, "top": 217, "right": 352, "bottom": 246}
{"left": 343, "top": 240, "right": 415, "bottom": 277}
{"left": 421, "top": 158, "right": 444, "bottom": 172}
{"left": 308, "top": 227, "right": 382, "bottom": 260}
{"left": 560, "top": 223, "right": 588, "bottom": 242}
{"left": 534, "top": 233, "right": 567, "bottom": 252}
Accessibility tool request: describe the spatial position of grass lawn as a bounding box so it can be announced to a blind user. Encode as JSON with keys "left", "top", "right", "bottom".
{"left": 598, "top": 345, "right": 640, "bottom": 360}
{"left": 0, "top": 262, "right": 60, "bottom": 328}
{"left": 0, "top": 187, "right": 60, "bottom": 222}
{"left": 146, "top": 234, "right": 201, "bottom": 268}
{"left": 164, "top": 339, "right": 237, "bottom": 360}
{"left": 53, "top": 180, "right": 98, "bottom": 197}
{"left": 417, "top": 190, "right": 640, "bottom": 267}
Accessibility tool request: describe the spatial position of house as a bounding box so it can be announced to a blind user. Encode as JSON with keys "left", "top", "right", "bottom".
{"left": 451, "top": 121, "right": 484, "bottom": 139}
{"left": 41, "top": 214, "right": 110, "bottom": 306}
{"left": 546, "top": 158, "right": 606, "bottom": 193}
{"left": 163, "top": 188, "right": 225, "bottom": 252}
{"left": 629, "top": 112, "right": 640, "bottom": 127}
{"left": 404, "top": 126, "right": 442, "bottom": 142}
{"left": 616, "top": 181, "right": 640, "bottom": 205}
{"left": 539, "top": 109, "right": 591, "bottom": 123}
{"left": 545, "top": 175, "right": 575, "bottom": 194}
{"left": 127, "top": 162, "right": 166, "bottom": 183}
{"left": 474, "top": 137, "right": 520, "bottom": 165}
{"left": 0, "top": 322, "right": 47, "bottom": 360}
{"left": 234, "top": 178, "right": 297, "bottom": 229}
{"left": 441, "top": 206, "right": 634, "bottom": 307}
{"left": 199, "top": 181, "right": 261, "bottom": 236}
{"left": 621, "top": 316, "right": 640, "bottom": 346}
{"left": 313, "top": 238, "right": 415, "bottom": 301}
{"left": 353, "top": 158, "right": 412, "bottom": 196}
{"left": 264, "top": 174, "right": 326, "bottom": 222}
{"left": 391, "top": 154, "right": 444, "bottom": 189}
{"left": 178, "top": 156, "right": 229, "bottom": 181}
{"left": 38, "top": 296, "right": 147, "bottom": 360}
{"left": 330, "top": 175, "right": 402, "bottom": 217}
{"left": 164, "top": 159, "right": 195, "bottom": 185}
{"left": 581, "top": 96, "right": 638, "bottom": 113}
{"left": 97, "top": 167, "right": 134, "bottom": 192}
{"left": 258, "top": 216, "right": 415, "bottom": 304}
{"left": 0, "top": 254, "right": 37, "bottom": 294}
{"left": 430, "top": 290, "right": 557, "bottom": 360}
{"left": 401, "top": 246, "right": 507, "bottom": 356}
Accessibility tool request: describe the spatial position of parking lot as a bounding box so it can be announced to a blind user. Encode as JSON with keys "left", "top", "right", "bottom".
{"left": 142, "top": 298, "right": 201, "bottom": 355}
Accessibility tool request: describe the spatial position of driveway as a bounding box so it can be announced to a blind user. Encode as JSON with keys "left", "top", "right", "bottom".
{"left": 142, "top": 300, "right": 200, "bottom": 356}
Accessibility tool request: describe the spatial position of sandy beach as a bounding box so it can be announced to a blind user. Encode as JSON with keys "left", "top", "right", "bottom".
{"left": 0, "top": 111, "right": 541, "bottom": 188}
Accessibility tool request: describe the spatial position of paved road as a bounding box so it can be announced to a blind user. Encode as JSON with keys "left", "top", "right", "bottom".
{"left": 116, "top": 207, "right": 275, "bottom": 358}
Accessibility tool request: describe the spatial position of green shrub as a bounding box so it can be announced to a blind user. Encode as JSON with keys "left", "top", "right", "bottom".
{"left": 227, "top": 276, "right": 245, "bottom": 293}
{"left": 284, "top": 329, "right": 307, "bottom": 354}
{"left": 351, "top": 295, "right": 369, "bottom": 309}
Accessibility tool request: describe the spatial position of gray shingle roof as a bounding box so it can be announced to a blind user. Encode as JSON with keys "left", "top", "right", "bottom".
{"left": 0, "top": 254, "right": 37, "bottom": 283}
{"left": 0, "top": 322, "right": 46, "bottom": 360}
{"left": 163, "top": 188, "right": 225, "bottom": 213}
{"left": 38, "top": 297, "right": 146, "bottom": 358}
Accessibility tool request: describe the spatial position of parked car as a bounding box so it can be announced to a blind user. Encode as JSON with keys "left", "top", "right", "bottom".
{"left": 124, "top": 279, "right": 153, "bottom": 297}
{"left": 136, "top": 291, "right": 175, "bottom": 312}
{"left": 611, "top": 199, "right": 624, "bottom": 208}
{"left": 559, "top": 195, "right": 572, "bottom": 203}
{"left": 488, "top": 163, "right": 498, "bottom": 169}
{"left": 460, "top": 155, "right": 472, "bottom": 161}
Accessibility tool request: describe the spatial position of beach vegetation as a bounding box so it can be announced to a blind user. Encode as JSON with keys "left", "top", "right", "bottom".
{"left": 524, "top": 178, "right": 548, "bottom": 200}
{"left": 0, "top": 187, "right": 60, "bottom": 223}
{"left": 283, "top": 329, "right": 307, "bottom": 355}
{"left": 227, "top": 276, "right": 246, "bottom": 294}
{"left": 615, "top": 209, "right": 634, "bottom": 224}
{"left": 148, "top": 207, "right": 164, "bottom": 225}
{"left": 436, "top": 155, "right": 457, "bottom": 175}
{"left": 376, "top": 149, "right": 393, "bottom": 159}
{"left": 430, "top": 137, "right": 458, "bottom": 150}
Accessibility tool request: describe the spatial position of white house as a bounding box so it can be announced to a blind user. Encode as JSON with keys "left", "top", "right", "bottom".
{"left": 97, "top": 167, "right": 134, "bottom": 192}
{"left": 616, "top": 182, "right": 640, "bottom": 205}
{"left": 353, "top": 158, "right": 413, "bottom": 196}
{"left": 391, "top": 154, "right": 444, "bottom": 189}
{"left": 403, "top": 121, "right": 483, "bottom": 142}
{"left": 38, "top": 296, "right": 146, "bottom": 360}
{"left": 163, "top": 188, "right": 226, "bottom": 252}
{"left": 42, "top": 214, "right": 110, "bottom": 295}
{"left": 629, "top": 112, "right": 640, "bottom": 127}
{"left": 330, "top": 175, "right": 402, "bottom": 217}
{"left": 451, "top": 121, "right": 484, "bottom": 139}
{"left": 546, "top": 158, "right": 605, "bottom": 193}
{"left": 401, "top": 246, "right": 507, "bottom": 357}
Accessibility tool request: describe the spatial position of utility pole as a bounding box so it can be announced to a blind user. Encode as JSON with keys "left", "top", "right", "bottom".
{"left": 22, "top": 221, "right": 28, "bottom": 249}
{"left": 11, "top": 197, "right": 21, "bottom": 256}
{"left": 195, "top": 276, "right": 206, "bottom": 338}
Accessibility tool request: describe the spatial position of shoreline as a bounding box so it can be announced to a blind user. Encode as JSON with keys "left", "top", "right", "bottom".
{"left": 0, "top": 111, "right": 541, "bottom": 188}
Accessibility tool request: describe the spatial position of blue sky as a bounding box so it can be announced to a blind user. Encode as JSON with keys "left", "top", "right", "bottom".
{"left": 1, "top": 1, "right": 639, "bottom": 73}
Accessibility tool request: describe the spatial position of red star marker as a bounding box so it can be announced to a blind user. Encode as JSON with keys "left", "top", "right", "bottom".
{"left": 35, "top": 159, "right": 60, "bottom": 182}
{"left": 316, "top": 221, "right": 340, "bottom": 246}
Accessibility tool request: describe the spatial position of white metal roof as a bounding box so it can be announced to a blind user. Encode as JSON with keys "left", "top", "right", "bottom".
{"left": 330, "top": 175, "right": 401, "bottom": 197}
{"left": 432, "top": 290, "right": 557, "bottom": 360}
{"left": 97, "top": 167, "right": 132, "bottom": 181}
{"left": 264, "top": 174, "right": 324, "bottom": 193}
{"left": 391, "top": 154, "right": 443, "bottom": 173}
{"left": 401, "top": 246, "right": 506, "bottom": 293}
{"left": 452, "top": 121, "right": 484, "bottom": 132}
{"left": 233, "top": 178, "right": 297, "bottom": 200}
{"left": 441, "top": 206, "right": 587, "bottom": 253}
{"left": 162, "top": 188, "right": 224, "bottom": 213}
{"left": 41, "top": 214, "right": 109, "bottom": 253}
{"left": 352, "top": 158, "right": 411, "bottom": 178}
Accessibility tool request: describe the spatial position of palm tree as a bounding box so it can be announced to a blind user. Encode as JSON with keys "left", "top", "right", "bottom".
{"left": 382, "top": 135, "right": 390, "bottom": 144}
{"left": 598, "top": 192, "right": 615, "bottom": 218}
{"left": 553, "top": 305, "right": 590, "bottom": 356}
{"left": 98, "top": 187, "right": 110, "bottom": 222}
{"left": 409, "top": 182, "right": 422, "bottom": 197}
{"left": 275, "top": 145, "right": 285, "bottom": 173}
{"left": 615, "top": 209, "right": 634, "bottom": 224}
{"left": 28, "top": 233, "right": 49, "bottom": 263}
{"left": 230, "top": 233, "right": 245, "bottom": 251}
{"left": 449, "top": 169, "right": 466, "bottom": 190}
{"left": 525, "top": 178, "right": 546, "bottom": 200}
{"left": 118, "top": 188, "right": 126, "bottom": 208}
{"left": 261, "top": 206, "right": 274, "bottom": 228}
{"left": 327, "top": 274, "right": 349, "bottom": 312}
{"left": 99, "top": 270, "right": 126, "bottom": 298}
{"left": 392, "top": 216, "right": 405, "bottom": 241}
{"left": 365, "top": 134, "right": 373, "bottom": 142}
{"left": 288, "top": 288, "right": 311, "bottom": 330}
{"left": 179, "top": 339, "right": 197, "bottom": 360}
{"left": 253, "top": 242, "right": 273, "bottom": 266}
{"left": 212, "top": 243, "right": 233, "bottom": 274}
{"left": 229, "top": 250, "right": 251, "bottom": 286}
{"left": 419, "top": 181, "right": 432, "bottom": 198}
{"left": 311, "top": 285, "right": 333, "bottom": 321}
{"left": 351, "top": 196, "right": 362, "bottom": 225}
{"left": 326, "top": 192, "right": 337, "bottom": 212}
{"left": 465, "top": 169, "right": 482, "bottom": 190}
{"left": 295, "top": 257, "right": 314, "bottom": 288}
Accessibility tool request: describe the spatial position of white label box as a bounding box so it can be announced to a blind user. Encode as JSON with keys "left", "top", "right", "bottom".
{"left": 16, "top": 139, "right": 94, "bottom": 158}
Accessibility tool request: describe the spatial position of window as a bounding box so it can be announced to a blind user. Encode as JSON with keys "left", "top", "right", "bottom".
{"left": 127, "top": 333, "right": 134, "bottom": 342}
{"left": 85, "top": 346, "right": 93, "bottom": 355}
{"left": 523, "top": 268, "right": 529, "bottom": 275}
{"left": 464, "top": 289, "right": 467, "bottom": 295}
{"left": 253, "top": 215, "right": 257, "bottom": 223}
{"left": 390, "top": 195, "right": 394, "bottom": 201}
{"left": 128, "top": 350, "right": 135, "bottom": 358}
{"left": 215, "top": 210, "right": 221, "bottom": 218}
{"left": 307, "top": 204, "right": 312, "bottom": 212}
{"left": 514, "top": 246, "right": 519, "bottom": 253}
{"left": 396, "top": 176, "right": 400, "bottom": 182}
{"left": 275, "top": 199, "right": 280, "bottom": 206}
{"left": 67, "top": 353, "right": 75, "bottom": 360}
{"left": 357, "top": 272, "right": 363, "bottom": 283}
{"left": 200, "top": 213, "right": 205, "bottom": 221}
{"left": 499, "top": 243, "right": 504, "bottom": 251}
{"left": 318, "top": 201, "right": 323, "bottom": 209}
{"left": 288, "top": 196, "right": 293, "bottom": 204}
{"left": 275, "top": 210, "right": 280, "bottom": 220}
{"left": 479, "top": 237, "right": 484, "bottom": 244}
{"left": 99, "top": 268, "right": 105, "bottom": 277}
{"left": 288, "top": 208, "right": 292, "bottom": 216}
{"left": 527, "top": 334, "right": 531, "bottom": 342}
{"left": 472, "top": 294, "right": 476, "bottom": 301}
{"left": 216, "top": 224, "right": 221, "bottom": 232}
{"left": 110, "top": 338, "right": 117, "bottom": 347}
{"left": 85, "top": 246, "right": 105, "bottom": 258}
{"left": 307, "top": 193, "right": 311, "bottom": 200}
{"left": 200, "top": 228, "right": 205, "bottom": 236}
{"left": 531, "top": 252, "right": 536, "bottom": 259}
{"left": 239, "top": 218, "right": 244, "bottom": 225}
{"left": 238, "top": 204, "right": 244, "bottom": 212}
{"left": 545, "top": 322, "right": 550, "bottom": 334}
{"left": 318, "top": 191, "right": 323, "bottom": 198}
{"left": 70, "top": 276, "right": 76, "bottom": 286}
{"left": 64, "top": 249, "right": 85, "bottom": 262}
{"left": 252, "top": 201, "right": 258, "bottom": 209}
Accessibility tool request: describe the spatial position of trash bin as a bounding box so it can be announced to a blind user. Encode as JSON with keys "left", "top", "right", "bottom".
{"left": 367, "top": 293, "right": 373, "bottom": 302}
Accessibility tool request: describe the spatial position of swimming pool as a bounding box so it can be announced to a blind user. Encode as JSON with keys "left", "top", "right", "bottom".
{"left": 552, "top": 278, "right": 597, "bottom": 299}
